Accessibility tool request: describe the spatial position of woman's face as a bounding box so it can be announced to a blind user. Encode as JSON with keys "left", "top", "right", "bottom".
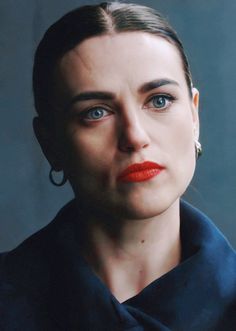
{"left": 52, "top": 32, "right": 199, "bottom": 219}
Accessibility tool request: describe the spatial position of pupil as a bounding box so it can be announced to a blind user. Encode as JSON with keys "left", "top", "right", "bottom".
{"left": 154, "top": 96, "right": 165, "bottom": 108}
{"left": 92, "top": 109, "right": 103, "bottom": 118}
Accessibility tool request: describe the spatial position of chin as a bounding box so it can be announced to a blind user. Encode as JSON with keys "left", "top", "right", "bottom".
{"left": 110, "top": 192, "right": 181, "bottom": 220}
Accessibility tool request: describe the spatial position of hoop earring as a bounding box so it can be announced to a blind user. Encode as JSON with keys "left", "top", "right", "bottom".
{"left": 195, "top": 140, "right": 202, "bottom": 159}
{"left": 49, "top": 168, "right": 67, "bottom": 187}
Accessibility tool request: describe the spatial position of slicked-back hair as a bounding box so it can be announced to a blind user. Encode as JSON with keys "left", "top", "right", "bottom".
{"left": 33, "top": 1, "right": 192, "bottom": 126}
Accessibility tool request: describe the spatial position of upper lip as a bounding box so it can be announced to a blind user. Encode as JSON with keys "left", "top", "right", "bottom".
{"left": 117, "top": 161, "right": 165, "bottom": 178}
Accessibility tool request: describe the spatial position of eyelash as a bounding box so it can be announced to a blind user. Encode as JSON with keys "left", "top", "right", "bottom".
{"left": 78, "top": 107, "right": 112, "bottom": 122}
{"left": 145, "top": 94, "right": 176, "bottom": 111}
{"left": 77, "top": 93, "right": 176, "bottom": 122}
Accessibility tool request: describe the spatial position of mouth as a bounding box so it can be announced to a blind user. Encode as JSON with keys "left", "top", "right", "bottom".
{"left": 117, "top": 161, "right": 165, "bottom": 183}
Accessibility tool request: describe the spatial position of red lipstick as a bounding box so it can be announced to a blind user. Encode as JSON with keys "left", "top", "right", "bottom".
{"left": 117, "top": 161, "right": 165, "bottom": 183}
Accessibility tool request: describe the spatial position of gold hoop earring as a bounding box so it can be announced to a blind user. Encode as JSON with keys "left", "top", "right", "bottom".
{"left": 49, "top": 168, "right": 67, "bottom": 186}
{"left": 195, "top": 140, "right": 202, "bottom": 159}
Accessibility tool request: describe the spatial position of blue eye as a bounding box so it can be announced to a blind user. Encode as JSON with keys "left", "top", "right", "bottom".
{"left": 85, "top": 107, "right": 110, "bottom": 120}
{"left": 147, "top": 94, "right": 175, "bottom": 110}
{"left": 152, "top": 96, "right": 167, "bottom": 108}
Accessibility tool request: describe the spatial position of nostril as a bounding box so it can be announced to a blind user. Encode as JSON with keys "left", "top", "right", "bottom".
{"left": 118, "top": 134, "right": 150, "bottom": 153}
{"left": 117, "top": 116, "right": 151, "bottom": 153}
{"left": 125, "top": 145, "right": 136, "bottom": 153}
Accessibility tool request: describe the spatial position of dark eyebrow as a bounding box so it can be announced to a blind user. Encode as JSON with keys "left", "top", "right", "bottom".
{"left": 67, "top": 91, "right": 115, "bottom": 110}
{"left": 66, "top": 79, "right": 179, "bottom": 111}
{"left": 139, "top": 78, "right": 179, "bottom": 93}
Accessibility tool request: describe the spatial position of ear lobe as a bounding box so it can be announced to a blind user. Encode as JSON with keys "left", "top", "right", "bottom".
{"left": 33, "top": 117, "right": 63, "bottom": 171}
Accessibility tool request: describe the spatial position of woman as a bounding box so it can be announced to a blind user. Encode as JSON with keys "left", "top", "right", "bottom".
{"left": 0, "top": 2, "right": 235, "bottom": 330}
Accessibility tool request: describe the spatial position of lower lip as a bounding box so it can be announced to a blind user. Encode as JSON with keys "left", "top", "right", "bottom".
{"left": 118, "top": 168, "right": 163, "bottom": 183}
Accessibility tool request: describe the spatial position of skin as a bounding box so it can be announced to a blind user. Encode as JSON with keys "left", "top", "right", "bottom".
{"left": 35, "top": 32, "right": 199, "bottom": 302}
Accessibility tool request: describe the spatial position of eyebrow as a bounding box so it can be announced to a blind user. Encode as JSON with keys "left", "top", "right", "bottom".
{"left": 138, "top": 78, "right": 179, "bottom": 93}
{"left": 67, "top": 91, "right": 115, "bottom": 110}
{"left": 66, "top": 78, "right": 179, "bottom": 109}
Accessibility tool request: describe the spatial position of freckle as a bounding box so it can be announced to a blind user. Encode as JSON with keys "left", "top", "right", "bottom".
{"left": 141, "top": 239, "right": 145, "bottom": 243}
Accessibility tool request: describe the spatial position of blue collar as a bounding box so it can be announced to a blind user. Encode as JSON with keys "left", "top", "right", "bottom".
{"left": 1, "top": 200, "right": 235, "bottom": 330}
{"left": 46, "top": 200, "right": 236, "bottom": 330}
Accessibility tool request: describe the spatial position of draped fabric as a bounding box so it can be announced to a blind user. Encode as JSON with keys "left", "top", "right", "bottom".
{"left": 0, "top": 200, "right": 235, "bottom": 330}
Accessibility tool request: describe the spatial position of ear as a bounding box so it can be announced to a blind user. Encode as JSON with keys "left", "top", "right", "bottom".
{"left": 191, "top": 87, "right": 200, "bottom": 141}
{"left": 33, "top": 117, "right": 63, "bottom": 171}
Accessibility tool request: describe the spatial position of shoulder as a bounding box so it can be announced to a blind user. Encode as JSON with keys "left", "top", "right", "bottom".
{"left": 180, "top": 200, "right": 236, "bottom": 328}
{"left": 181, "top": 199, "right": 236, "bottom": 272}
{"left": 0, "top": 200, "right": 78, "bottom": 329}
{"left": 0, "top": 199, "right": 76, "bottom": 291}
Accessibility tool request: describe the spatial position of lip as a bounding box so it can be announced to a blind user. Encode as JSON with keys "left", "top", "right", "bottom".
{"left": 117, "top": 161, "right": 165, "bottom": 183}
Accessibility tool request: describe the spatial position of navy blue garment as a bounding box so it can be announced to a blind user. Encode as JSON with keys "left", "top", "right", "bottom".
{"left": 0, "top": 200, "right": 235, "bottom": 330}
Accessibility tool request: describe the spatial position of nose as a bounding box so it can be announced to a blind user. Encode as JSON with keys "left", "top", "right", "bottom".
{"left": 118, "top": 114, "right": 150, "bottom": 153}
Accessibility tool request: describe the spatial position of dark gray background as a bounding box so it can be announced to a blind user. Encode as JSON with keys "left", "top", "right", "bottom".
{"left": 1, "top": 0, "right": 236, "bottom": 252}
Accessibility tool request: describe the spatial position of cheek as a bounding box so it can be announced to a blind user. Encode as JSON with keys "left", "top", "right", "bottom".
{"left": 169, "top": 114, "right": 196, "bottom": 182}
{"left": 64, "top": 124, "right": 120, "bottom": 200}
{"left": 64, "top": 123, "right": 116, "bottom": 174}
{"left": 153, "top": 110, "right": 195, "bottom": 189}
{"left": 175, "top": 119, "right": 195, "bottom": 154}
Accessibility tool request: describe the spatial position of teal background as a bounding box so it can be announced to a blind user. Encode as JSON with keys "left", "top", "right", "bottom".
{"left": 1, "top": 0, "right": 236, "bottom": 251}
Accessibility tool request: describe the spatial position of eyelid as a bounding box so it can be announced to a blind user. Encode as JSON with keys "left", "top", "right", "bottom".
{"left": 147, "top": 92, "right": 176, "bottom": 101}
{"left": 71, "top": 102, "right": 110, "bottom": 113}
{"left": 77, "top": 105, "right": 114, "bottom": 122}
{"left": 144, "top": 93, "right": 176, "bottom": 109}
{"left": 87, "top": 107, "right": 110, "bottom": 120}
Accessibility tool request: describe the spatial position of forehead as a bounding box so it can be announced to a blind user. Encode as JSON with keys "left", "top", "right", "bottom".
{"left": 56, "top": 32, "right": 186, "bottom": 96}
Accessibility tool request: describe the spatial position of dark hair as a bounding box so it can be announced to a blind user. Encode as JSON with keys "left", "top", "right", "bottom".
{"left": 33, "top": 1, "right": 192, "bottom": 126}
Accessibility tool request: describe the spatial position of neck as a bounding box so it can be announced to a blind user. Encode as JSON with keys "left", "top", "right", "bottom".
{"left": 76, "top": 199, "right": 181, "bottom": 303}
